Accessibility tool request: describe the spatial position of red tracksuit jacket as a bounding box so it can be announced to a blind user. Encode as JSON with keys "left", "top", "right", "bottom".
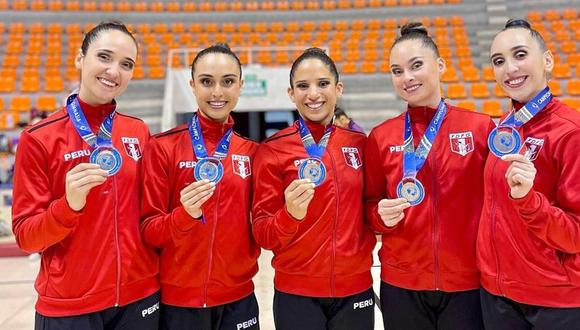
{"left": 252, "top": 120, "right": 376, "bottom": 297}
{"left": 365, "top": 103, "right": 494, "bottom": 292}
{"left": 140, "top": 114, "right": 260, "bottom": 308}
{"left": 477, "top": 98, "right": 580, "bottom": 307}
{"left": 12, "top": 98, "right": 159, "bottom": 317}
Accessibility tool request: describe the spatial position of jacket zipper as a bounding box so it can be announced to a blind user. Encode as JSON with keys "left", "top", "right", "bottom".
{"left": 431, "top": 157, "right": 440, "bottom": 290}
{"left": 489, "top": 158, "right": 504, "bottom": 296}
{"left": 203, "top": 185, "right": 221, "bottom": 307}
{"left": 113, "top": 177, "right": 121, "bottom": 306}
{"left": 329, "top": 152, "right": 339, "bottom": 297}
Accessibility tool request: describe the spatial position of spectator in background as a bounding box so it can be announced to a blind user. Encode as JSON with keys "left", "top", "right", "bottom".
{"left": 334, "top": 106, "right": 365, "bottom": 133}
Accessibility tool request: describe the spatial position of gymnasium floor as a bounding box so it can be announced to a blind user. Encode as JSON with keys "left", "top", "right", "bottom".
{"left": 0, "top": 248, "right": 384, "bottom": 330}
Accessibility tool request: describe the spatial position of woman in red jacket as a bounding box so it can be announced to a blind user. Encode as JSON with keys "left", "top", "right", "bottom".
{"left": 252, "top": 47, "right": 376, "bottom": 330}
{"left": 477, "top": 19, "right": 580, "bottom": 329}
{"left": 12, "top": 21, "right": 159, "bottom": 329}
{"left": 364, "top": 23, "right": 493, "bottom": 330}
{"left": 140, "top": 44, "right": 260, "bottom": 330}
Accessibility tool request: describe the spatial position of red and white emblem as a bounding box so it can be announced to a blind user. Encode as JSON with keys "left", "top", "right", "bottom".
{"left": 342, "top": 147, "right": 362, "bottom": 170}
{"left": 449, "top": 132, "right": 474, "bottom": 156}
{"left": 523, "top": 137, "right": 544, "bottom": 161}
{"left": 121, "top": 137, "right": 142, "bottom": 161}
{"left": 232, "top": 154, "right": 251, "bottom": 179}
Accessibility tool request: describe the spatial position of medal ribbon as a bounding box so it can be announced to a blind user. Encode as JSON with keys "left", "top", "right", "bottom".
{"left": 499, "top": 87, "right": 551, "bottom": 128}
{"left": 189, "top": 114, "right": 233, "bottom": 161}
{"left": 297, "top": 117, "right": 332, "bottom": 159}
{"left": 66, "top": 94, "right": 115, "bottom": 148}
{"left": 402, "top": 100, "right": 447, "bottom": 179}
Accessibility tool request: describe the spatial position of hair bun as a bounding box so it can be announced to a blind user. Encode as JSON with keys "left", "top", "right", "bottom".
{"left": 505, "top": 19, "right": 531, "bottom": 29}
{"left": 304, "top": 47, "right": 327, "bottom": 55}
{"left": 213, "top": 42, "right": 232, "bottom": 51}
{"left": 400, "top": 22, "right": 428, "bottom": 37}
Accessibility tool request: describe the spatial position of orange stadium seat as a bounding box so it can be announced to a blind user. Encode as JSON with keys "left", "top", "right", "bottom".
{"left": 9, "top": 96, "right": 31, "bottom": 112}
{"left": 562, "top": 98, "right": 580, "bottom": 109}
{"left": 338, "top": 0, "right": 351, "bottom": 9}
{"left": 379, "top": 60, "right": 390, "bottom": 73}
{"left": 449, "top": 16, "right": 464, "bottom": 27}
{"left": 84, "top": 1, "right": 99, "bottom": 11}
{"left": 148, "top": 66, "right": 165, "bottom": 79}
{"left": 9, "top": 23, "right": 25, "bottom": 34}
{"left": 562, "top": 8, "right": 577, "bottom": 20}
{"left": 150, "top": 2, "right": 164, "bottom": 11}
{"left": 361, "top": 61, "right": 377, "bottom": 73}
{"left": 20, "top": 75, "right": 40, "bottom": 93}
{"left": 132, "top": 66, "right": 145, "bottom": 80}
{"left": 456, "top": 100, "right": 477, "bottom": 111}
{"left": 566, "top": 79, "right": 580, "bottom": 96}
{"left": 527, "top": 11, "right": 543, "bottom": 22}
{"left": 482, "top": 66, "right": 495, "bottom": 81}
{"left": 544, "top": 10, "right": 560, "bottom": 21}
{"left": 432, "top": 17, "right": 447, "bottom": 27}
{"left": 460, "top": 66, "right": 480, "bottom": 82}
{"left": 65, "top": 67, "right": 79, "bottom": 82}
{"left": 560, "top": 41, "right": 577, "bottom": 54}
{"left": 552, "top": 64, "right": 572, "bottom": 79}
{"left": 11, "top": 0, "right": 26, "bottom": 10}
{"left": 99, "top": 1, "right": 114, "bottom": 11}
{"left": 2, "top": 54, "right": 20, "bottom": 67}
{"left": 567, "top": 53, "right": 580, "bottom": 67}
{"left": 305, "top": 0, "right": 319, "bottom": 9}
{"left": 36, "top": 95, "right": 59, "bottom": 112}
{"left": 493, "top": 84, "right": 508, "bottom": 97}
{"left": 441, "top": 66, "right": 459, "bottom": 83}
{"left": 482, "top": 100, "right": 504, "bottom": 117}
{"left": 45, "top": 75, "right": 65, "bottom": 92}
{"left": 470, "top": 82, "right": 490, "bottom": 99}
{"left": 245, "top": 1, "right": 259, "bottom": 10}
{"left": 133, "top": 1, "right": 148, "bottom": 11}
{"left": 0, "top": 76, "right": 15, "bottom": 93}
{"left": 166, "top": 2, "right": 181, "bottom": 12}
{"left": 116, "top": 1, "right": 131, "bottom": 11}
{"left": 548, "top": 80, "right": 563, "bottom": 96}
{"left": 322, "top": 0, "right": 336, "bottom": 10}
{"left": 342, "top": 62, "right": 358, "bottom": 74}
{"left": 446, "top": 84, "right": 467, "bottom": 99}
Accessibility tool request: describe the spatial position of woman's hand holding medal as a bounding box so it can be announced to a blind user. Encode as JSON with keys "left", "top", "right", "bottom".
{"left": 378, "top": 198, "right": 411, "bottom": 227}
{"left": 284, "top": 179, "right": 316, "bottom": 220}
{"left": 65, "top": 163, "right": 108, "bottom": 211}
{"left": 180, "top": 180, "right": 216, "bottom": 219}
{"left": 502, "top": 154, "right": 537, "bottom": 199}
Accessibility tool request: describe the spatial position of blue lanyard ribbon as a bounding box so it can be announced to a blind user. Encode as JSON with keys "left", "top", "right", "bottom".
{"left": 66, "top": 94, "right": 115, "bottom": 148}
{"left": 297, "top": 117, "right": 332, "bottom": 159}
{"left": 189, "top": 114, "right": 233, "bottom": 160}
{"left": 500, "top": 87, "right": 552, "bottom": 128}
{"left": 402, "top": 100, "right": 447, "bottom": 179}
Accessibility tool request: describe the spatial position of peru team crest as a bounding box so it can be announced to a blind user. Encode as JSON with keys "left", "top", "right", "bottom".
{"left": 121, "top": 137, "right": 142, "bottom": 161}
{"left": 523, "top": 137, "right": 544, "bottom": 161}
{"left": 342, "top": 147, "right": 362, "bottom": 170}
{"left": 232, "top": 154, "right": 251, "bottom": 179}
{"left": 449, "top": 132, "right": 474, "bottom": 156}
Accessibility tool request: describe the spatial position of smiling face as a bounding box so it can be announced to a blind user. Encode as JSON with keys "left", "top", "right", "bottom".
{"left": 288, "top": 58, "right": 343, "bottom": 125}
{"left": 490, "top": 28, "right": 553, "bottom": 103}
{"left": 75, "top": 29, "right": 137, "bottom": 105}
{"left": 389, "top": 39, "right": 445, "bottom": 108}
{"left": 190, "top": 52, "right": 243, "bottom": 123}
